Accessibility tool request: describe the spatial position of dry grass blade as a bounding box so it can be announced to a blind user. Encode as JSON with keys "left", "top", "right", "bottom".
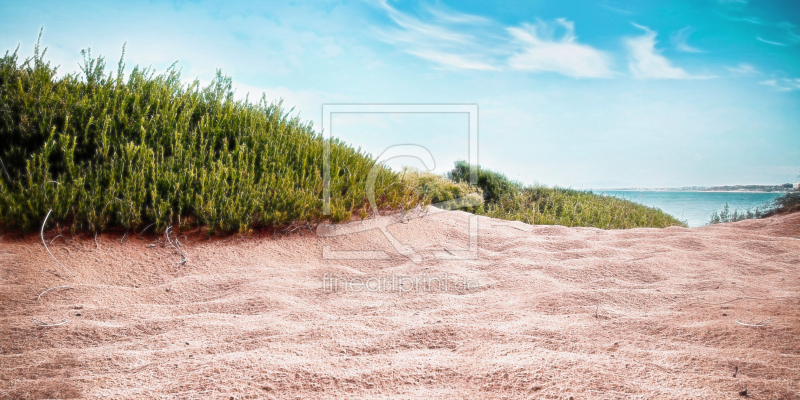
{"left": 40, "top": 210, "right": 75, "bottom": 277}
{"left": 165, "top": 226, "right": 187, "bottom": 265}
{"left": 31, "top": 318, "right": 69, "bottom": 327}
{"left": 48, "top": 234, "right": 62, "bottom": 244}
{"left": 735, "top": 318, "right": 771, "bottom": 327}
{"left": 36, "top": 286, "right": 73, "bottom": 301}
{"left": 138, "top": 223, "right": 155, "bottom": 236}
{"left": 690, "top": 297, "right": 768, "bottom": 306}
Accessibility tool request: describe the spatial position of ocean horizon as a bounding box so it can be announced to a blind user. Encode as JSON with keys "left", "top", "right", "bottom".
{"left": 593, "top": 190, "right": 782, "bottom": 228}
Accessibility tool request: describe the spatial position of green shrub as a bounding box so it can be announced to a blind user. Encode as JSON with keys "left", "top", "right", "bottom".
{"left": 0, "top": 36, "right": 416, "bottom": 234}
{"left": 400, "top": 168, "right": 483, "bottom": 212}
{"left": 448, "top": 162, "right": 685, "bottom": 229}
{"left": 0, "top": 34, "right": 688, "bottom": 234}
{"left": 447, "top": 160, "right": 518, "bottom": 204}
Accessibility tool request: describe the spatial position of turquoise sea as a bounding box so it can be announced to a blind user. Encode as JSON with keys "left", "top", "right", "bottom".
{"left": 593, "top": 191, "right": 783, "bottom": 228}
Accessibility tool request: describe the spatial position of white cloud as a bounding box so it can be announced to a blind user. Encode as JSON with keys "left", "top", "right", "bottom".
{"left": 373, "top": 0, "right": 498, "bottom": 71}
{"left": 422, "top": 4, "right": 493, "bottom": 25}
{"left": 506, "top": 19, "right": 614, "bottom": 78}
{"left": 626, "top": 24, "right": 693, "bottom": 79}
{"left": 408, "top": 51, "right": 498, "bottom": 70}
{"left": 373, "top": 2, "right": 612, "bottom": 78}
{"left": 599, "top": 3, "right": 635, "bottom": 15}
{"left": 725, "top": 63, "right": 760, "bottom": 75}
{"left": 778, "top": 22, "right": 800, "bottom": 43}
{"left": 671, "top": 26, "right": 703, "bottom": 52}
{"left": 760, "top": 78, "right": 800, "bottom": 92}
{"left": 757, "top": 36, "right": 787, "bottom": 46}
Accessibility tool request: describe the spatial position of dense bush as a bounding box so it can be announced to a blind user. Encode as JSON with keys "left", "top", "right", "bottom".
{"left": 0, "top": 35, "right": 689, "bottom": 234}
{"left": 0, "top": 37, "right": 416, "bottom": 233}
{"left": 400, "top": 168, "right": 483, "bottom": 213}
{"left": 448, "top": 161, "right": 686, "bottom": 229}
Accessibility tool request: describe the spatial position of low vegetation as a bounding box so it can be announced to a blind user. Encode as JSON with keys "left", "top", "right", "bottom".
{"left": 709, "top": 188, "right": 800, "bottom": 225}
{"left": 0, "top": 37, "right": 685, "bottom": 234}
{"left": 445, "top": 161, "right": 685, "bottom": 229}
{"left": 0, "top": 36, "right": 415, "bottom": 234}
{"left": 771, "top": 190, "right": 800, "bottom": 214}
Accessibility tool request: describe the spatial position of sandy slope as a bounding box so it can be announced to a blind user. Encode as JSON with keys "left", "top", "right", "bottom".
{"left": 1, "top": 209, "right": 799, "bottom": 399}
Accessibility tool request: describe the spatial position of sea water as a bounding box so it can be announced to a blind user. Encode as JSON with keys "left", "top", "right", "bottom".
{"left": 593, "top": 191, "right": 783, "bottom": 228}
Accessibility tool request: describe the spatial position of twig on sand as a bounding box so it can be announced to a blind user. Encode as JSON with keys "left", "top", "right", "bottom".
{"left": 735, "top": 318, "right": 771, "bottom": 327}
{"left": 165, "top": 226, "right": 188, "bottom": 265}
{"left": 690, "top": 297, "right": 767, "bottom": 306}
{"left": 643, "top": 362, "right": 674, "bottom": 373}
{"left": 48, "top": 234, "right": 63, "bottom": 244}
{"left": 32, "top": 318, "right": 69, "bottom": 327}
{"left": 120, "top": 232, "right": 127, "bottom": 244}
{"left": 37, "top": 286, "right": 73, "bottom": 301}
{"left": 139, "top": 223, "right": 156, "bottom": 236}
{"left": 41, "top": 210, "right": 75, "bottom": 277}
{"left": 94, "top": 232, "right": 99, "bottom": 250}
{"left": 494, "top": 223, "right": 528, "bottom": 232}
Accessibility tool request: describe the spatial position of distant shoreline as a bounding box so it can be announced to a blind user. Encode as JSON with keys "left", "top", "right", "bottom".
{"left": 594, "top": 190, "right": 789, "bottom": 194}
{"left": 591, "top": 183, "right": 797, "bottom": 193}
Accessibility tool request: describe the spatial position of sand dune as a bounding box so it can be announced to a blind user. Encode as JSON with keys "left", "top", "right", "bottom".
{"left": 1, "top": 209, "right": 799, "bottom": 399}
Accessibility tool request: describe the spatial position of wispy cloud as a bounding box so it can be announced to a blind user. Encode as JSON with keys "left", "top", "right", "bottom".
{"left": 726, "top": 63, "right": 760, "bottom": 75}
{"left": 373, "top": 0, "right": 503, "bottom": 70}
{"left": 671, "top": 26, "right": 703, "bottom": 52}
{"left": 779, "top": 22, "right": 800, "bottom": 43}
{"left": 760, "top": 78, "right": 800, "bottom": 92}
{"left": 506, "top": 19, "right": 613, "bottom": 78}
{"left": 422, "top": 4, "right": 493, "bottom": 25}
{"left": 372, "top": 1, "right": 612, "bottom": 78}
{"left": 599, "top": 3, "right": 635, "bottom": 15}
{"left": 757, "top": 36, "right": 787, "bottom": 46}
{"left": 625, "top": 24, "right": 694, "bottom": 79}
{"left": 407, "top": 51, "right": 498, "bottom": 71}
{"left": 721, "top": 9, "right": 800, "bottom": 45}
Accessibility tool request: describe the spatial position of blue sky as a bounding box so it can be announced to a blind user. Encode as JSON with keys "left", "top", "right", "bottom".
{"left": 2, "top": 0, "right": 799, "bottom": 187}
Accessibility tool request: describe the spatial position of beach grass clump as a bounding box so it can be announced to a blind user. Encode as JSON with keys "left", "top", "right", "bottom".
{"left": 709, "top": 203, "right": 766, "bottom": 224}
{"left": 0, "top": 37, "right": 417, "bottom": 234}
{"left": 447, "top": 161, "right": 686, "bottom": 229}
{"left": 770, "top": 190, "right": 800, "bottom": 214}
{"left": 400, "top": 168, "right": 483, "bottom": 212}
{"left": 709, "top": 183, "right": 799, "bottom": 225}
